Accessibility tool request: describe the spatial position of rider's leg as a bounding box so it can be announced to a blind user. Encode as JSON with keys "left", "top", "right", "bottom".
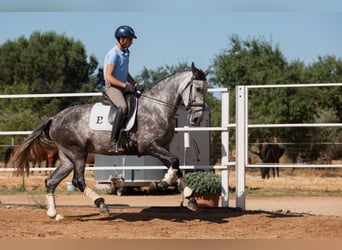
{"left": 109, "top": 107, "right": 125, "bottom": 152}
{"left": 105, "top": 86, "right": 127, "bottom": 153}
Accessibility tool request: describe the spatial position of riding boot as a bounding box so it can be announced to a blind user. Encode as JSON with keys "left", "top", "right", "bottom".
{"left": 109, "top": 107, "right": 125, "bottom": 153}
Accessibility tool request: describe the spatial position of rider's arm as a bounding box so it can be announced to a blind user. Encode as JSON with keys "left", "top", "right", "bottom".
{"left": 105, "top": 64, "right": 127, "bottom": 88}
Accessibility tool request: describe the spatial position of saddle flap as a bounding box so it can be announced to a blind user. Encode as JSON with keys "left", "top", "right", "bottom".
{"left": 108, "top": 106, "right": 117, "bottom": 125}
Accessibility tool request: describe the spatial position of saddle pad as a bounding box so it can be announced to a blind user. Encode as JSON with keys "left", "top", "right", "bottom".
{"left": 89, "top": 103, "right": 112, "bottom": 131}
{"left": 89, "top": 102, "right": 138, "bottom": 131}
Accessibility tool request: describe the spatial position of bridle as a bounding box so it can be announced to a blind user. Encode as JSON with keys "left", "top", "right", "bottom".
{"left": 140, "top": 78, "right": 206, "bottom": 112}
{"left": 181, "top": 79, "right": 206, "bottom": 111}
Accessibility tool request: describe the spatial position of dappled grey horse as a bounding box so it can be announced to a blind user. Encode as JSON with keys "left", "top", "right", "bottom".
{"left": 9, "top": 63, "right": 208, "bottom": 220}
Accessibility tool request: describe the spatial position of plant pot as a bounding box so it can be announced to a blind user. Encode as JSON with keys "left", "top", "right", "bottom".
{"left": 194, "top": 193, "right": 220, "bottom": 207}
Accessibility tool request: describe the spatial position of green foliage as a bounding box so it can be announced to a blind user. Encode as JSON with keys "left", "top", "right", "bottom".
{"left": 1, "top": 30, "right": 341, "bottom": 164}
{"left": 184, "top": 171, "right": 221, "bottom": 194}
{"left": 211, "top": 34, "right": 287, "bottom": 88}
{"left": 0, "top": 31, "right": 100, "bottom": 145}
{"left": 210, "top": 34, "right": 342, "bottom": 162}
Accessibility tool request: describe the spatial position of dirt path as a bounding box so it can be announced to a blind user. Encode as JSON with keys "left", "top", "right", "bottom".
{"left": 0, "top": 169, "right": 341, "bottom": 239}
{"left": 0, "top": 194, "right": 341, "bottom": 239}
{"left": 1, "top": 193, "right": 342, "bottom": 216}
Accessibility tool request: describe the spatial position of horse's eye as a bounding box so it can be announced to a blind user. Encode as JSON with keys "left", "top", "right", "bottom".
{"left": 196, "top": 87, "right": 202, "bottom": 92}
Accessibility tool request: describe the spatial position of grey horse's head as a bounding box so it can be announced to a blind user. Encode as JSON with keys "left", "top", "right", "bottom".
{"left": 182, "top": 63, "right": 209, "bottom": 126}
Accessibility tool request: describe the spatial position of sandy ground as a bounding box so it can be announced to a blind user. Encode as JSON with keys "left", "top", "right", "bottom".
{"left": 0, "top": 196, "right": 341, "bottom": 239}
{"left": 0, "top": 169, "right": 341, "bottom": 239}
{"left": 1, "top": 193, "right": 342, "bottom": 216}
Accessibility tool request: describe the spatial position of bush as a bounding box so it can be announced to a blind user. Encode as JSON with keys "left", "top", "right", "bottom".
{"left": 184, "top": 171, "right": 221, "bottom": 194}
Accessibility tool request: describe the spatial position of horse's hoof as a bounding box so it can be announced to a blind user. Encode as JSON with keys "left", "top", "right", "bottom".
{"left": 148, "top": 181, "right": 157, "bottom": 193}
{"left": 55, "top": 214, "right": 64, "bottom": 221}
{"left": 183, "top": 186, "right": 193, "bottom": 198}
{"left": 156, "top": 181, "right": 169, "bottom": 191}
{"left": 99, "top": 203, "right": 110, "bottom": 216}
{"left": 187, "top": 197, "right": 198, "bottom": 212}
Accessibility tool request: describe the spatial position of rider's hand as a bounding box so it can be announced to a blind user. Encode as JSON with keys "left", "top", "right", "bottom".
{"left": 136, "top": 85, "right": 144, "bottom": 94}
{"left": 124, "top": 84, "right": 136, "bottom": 94}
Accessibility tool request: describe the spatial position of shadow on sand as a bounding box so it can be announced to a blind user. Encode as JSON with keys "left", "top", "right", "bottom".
{"left": 65, "top": 205, "right": 306, "bottom": 224}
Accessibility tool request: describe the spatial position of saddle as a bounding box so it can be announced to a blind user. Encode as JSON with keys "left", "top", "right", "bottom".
{"left": 89, "top": 92, "right": 138, "bottom": 132}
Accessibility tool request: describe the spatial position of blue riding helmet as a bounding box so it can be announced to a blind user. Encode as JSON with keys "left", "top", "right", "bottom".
{"left": 115, "top": 25, "right": 137, "bottom": 40}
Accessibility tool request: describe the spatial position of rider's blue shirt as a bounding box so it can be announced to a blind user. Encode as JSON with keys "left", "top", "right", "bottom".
{"left": 104, "top": 45, "right": 130, "bottom": 85}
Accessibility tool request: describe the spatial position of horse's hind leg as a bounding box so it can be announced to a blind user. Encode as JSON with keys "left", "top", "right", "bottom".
{"left": 275, "top": 167, "right": 279, "bottom": 178}
{"left": 71, "top": 153, "right": 110, "bottom": 216}
{"left": 45, "top": 156, "right": 73, "bottom": 220}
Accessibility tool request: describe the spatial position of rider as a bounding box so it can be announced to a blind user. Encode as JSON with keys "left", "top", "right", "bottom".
{"left": 104, "top": 25, "right": 138, "bottom": 152}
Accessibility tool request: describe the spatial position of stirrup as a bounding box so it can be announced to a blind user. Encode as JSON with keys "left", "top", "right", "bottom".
{"left": 108, "top": 142, "right": 125, "bottom": 153}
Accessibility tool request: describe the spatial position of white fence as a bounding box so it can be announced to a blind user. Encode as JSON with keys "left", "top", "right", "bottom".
{"left": 0, "top": 89, "right": 232, "bottom": 207}
{"left": 235, "top": 83, "right": 342, "bottom": 209}
{"left": 1, "top": 83, "right": 342, "bottom": 210}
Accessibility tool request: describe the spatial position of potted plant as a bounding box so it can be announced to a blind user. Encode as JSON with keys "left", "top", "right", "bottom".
{"left": 184, "top": 171, "right": 221, "bottom": 207}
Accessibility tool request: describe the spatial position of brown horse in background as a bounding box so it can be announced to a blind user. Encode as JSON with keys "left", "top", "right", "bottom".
{"left": 253, "top": 144, "right": 285, "bottom": 179}
{"left": 5, "top": 145, "right": 94, "bottom": 170}
{"left": 4, "top": 145, "right": 59, "bottom": 175}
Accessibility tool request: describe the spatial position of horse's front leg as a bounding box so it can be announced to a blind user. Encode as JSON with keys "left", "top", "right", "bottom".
{"left": 147, "top": 142, "right": 198, "bottom": 211}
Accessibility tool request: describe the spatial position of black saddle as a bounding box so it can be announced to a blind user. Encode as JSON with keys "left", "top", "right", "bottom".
{"left": 101, "top": 91, "right": 137, "bottom": 126}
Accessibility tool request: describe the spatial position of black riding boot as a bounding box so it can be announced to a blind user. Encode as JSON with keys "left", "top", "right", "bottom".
{"left": 109, "top": 107, "right": 125, "bottom": 153}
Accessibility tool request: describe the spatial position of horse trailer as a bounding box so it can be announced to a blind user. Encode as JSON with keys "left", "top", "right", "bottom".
{"left": 94, "top": 105, "right": 210, "bottom": 195}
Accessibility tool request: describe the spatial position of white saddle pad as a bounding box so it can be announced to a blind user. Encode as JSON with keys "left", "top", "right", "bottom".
{"left": 89, "top": 103, "right": 112, "bottom": 131}
{"left": 89, "top": 102, "right": 137, "bottom": 131}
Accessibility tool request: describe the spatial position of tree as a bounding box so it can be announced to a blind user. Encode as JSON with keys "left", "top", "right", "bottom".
{"left": 0, "top": 31, "right": 99, "bottom": 145}
{"left": 211, "top": 34, "right": 342, "bottom": 163}
{"left": 211, "top": 34, "right": 288, "bottom": 88}
{"left": 210, "top": 35, "right": 289, "bottom": 158}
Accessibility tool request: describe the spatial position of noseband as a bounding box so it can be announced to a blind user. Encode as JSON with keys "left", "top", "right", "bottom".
{"left": 182, "top": 79, "right": 206, "bottom": 112}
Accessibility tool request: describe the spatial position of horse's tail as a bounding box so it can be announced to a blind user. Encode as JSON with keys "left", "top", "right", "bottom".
{"left": 4, "top": 146, "right": 15, "bottom": 168}
{"left": 8, "top": 118, "right": 55, "bottom": 176}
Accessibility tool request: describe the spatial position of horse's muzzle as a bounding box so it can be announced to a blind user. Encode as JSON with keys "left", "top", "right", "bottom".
{"left": 188, "top": 110, "right": 204, "bottom": 126}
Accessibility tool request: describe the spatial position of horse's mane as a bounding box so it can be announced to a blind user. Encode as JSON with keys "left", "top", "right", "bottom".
{"left": 148, "top": 69, "right": 192, "bottom": 89}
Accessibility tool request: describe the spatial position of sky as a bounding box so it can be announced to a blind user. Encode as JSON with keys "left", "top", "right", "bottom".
{"left": 0, "top": 0, "right": 341, "bottom": 77}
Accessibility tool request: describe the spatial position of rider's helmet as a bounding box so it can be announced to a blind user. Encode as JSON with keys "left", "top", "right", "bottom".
{"left": 115, "top": 25, "right": 137, "bottom": 40}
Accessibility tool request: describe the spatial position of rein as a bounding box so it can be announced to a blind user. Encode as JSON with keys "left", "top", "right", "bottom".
{"left": 140, "top": 94, "right": 180, "bottom": 109}
{"left": 140, "top": 79, "right": 205, "bottom": 111}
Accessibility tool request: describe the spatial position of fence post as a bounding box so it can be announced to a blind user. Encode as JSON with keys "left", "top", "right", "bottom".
{"left": 221, "top": 89, "right": 229, "bottom": 207}
{"left": 236, "top": 86, "right": 247, "bottom": 210}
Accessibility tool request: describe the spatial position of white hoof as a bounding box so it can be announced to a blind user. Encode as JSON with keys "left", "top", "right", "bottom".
{"left": 55, "top": 214, "right": 64, "bottom": 221}
{"left": 183, "top": 186, "right": 193, "bottom": 198}
{"left": 47, "top": 208, "right": 57, "bottom": 218}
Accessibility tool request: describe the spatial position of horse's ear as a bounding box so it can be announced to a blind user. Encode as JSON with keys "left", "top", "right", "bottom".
{"left": 204, "top": 66, "right": 211, "bottom": 76}
{"left": 191, "top": 62, "right": 197, "bottom": 74}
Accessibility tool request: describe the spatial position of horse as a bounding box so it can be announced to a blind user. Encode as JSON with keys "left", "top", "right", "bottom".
{"left": 4, "top": 145, "right": 59, "bottom": 174}
{"left": 8, "top": 63, "right": 209, "bottom": 220}
{"left": 253, "top": 144, "right": 285, "bottom": 179}
{"left": 5, "top": 145, "right": 94, "bottom": 172}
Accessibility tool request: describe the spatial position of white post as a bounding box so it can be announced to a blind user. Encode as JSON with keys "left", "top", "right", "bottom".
{"left": 220, "top": 90, "right": 229, "bottom": 207}
{"left": 183, "top": 126, "right": 190, "bottom": 165}
{"left": 236, "top": 86, "right": 247, "bottom": 210}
